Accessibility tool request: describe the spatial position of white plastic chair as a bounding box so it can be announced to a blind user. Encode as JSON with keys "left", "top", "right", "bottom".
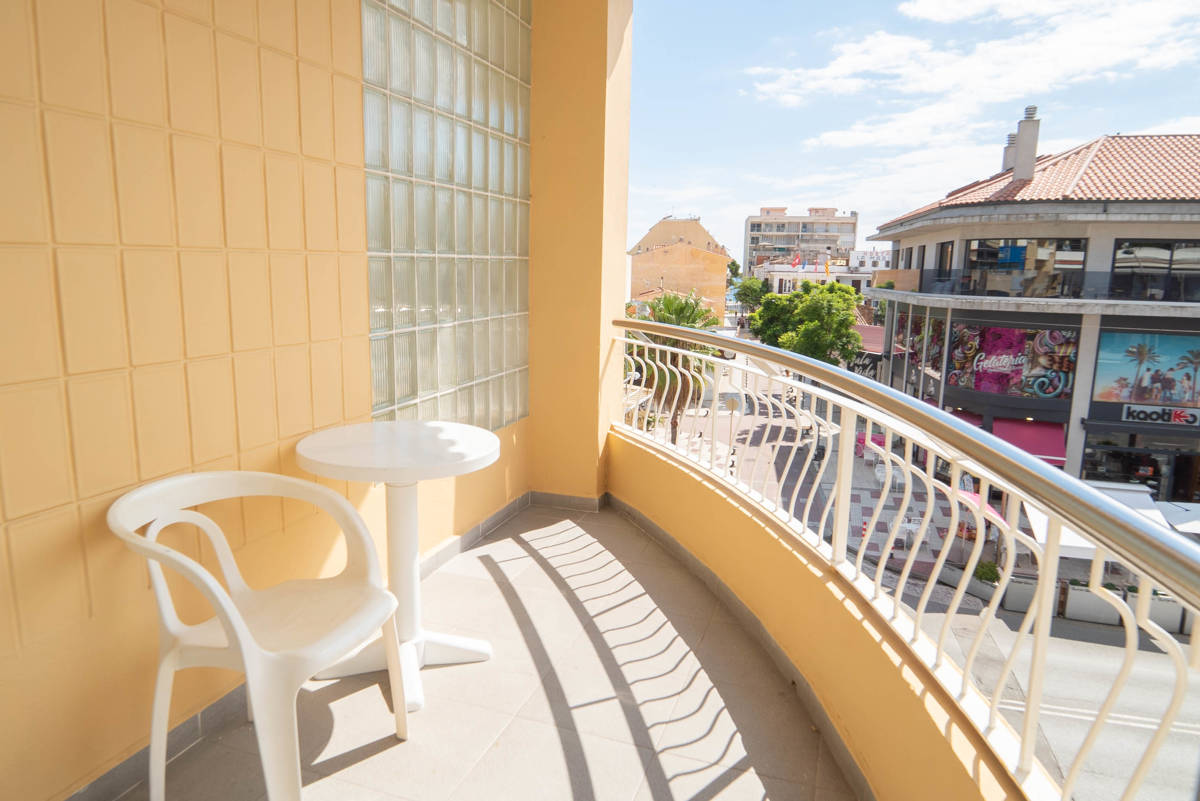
{"left": 107, "top": 471, "right": 407, "bottom": 801}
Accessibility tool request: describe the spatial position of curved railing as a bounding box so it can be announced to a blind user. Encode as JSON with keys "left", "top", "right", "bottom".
{"left": 613, "top": 318, "right": 1200, "bottom": 801}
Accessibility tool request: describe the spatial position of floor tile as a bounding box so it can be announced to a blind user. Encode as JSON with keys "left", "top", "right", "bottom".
{"left": 632, "top": 752, "right": 812, "bottom": 801}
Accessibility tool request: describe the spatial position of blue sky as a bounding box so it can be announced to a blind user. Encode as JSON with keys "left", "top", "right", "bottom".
{"left": 627, "top": 0, "right": 1200, "bottom": 262}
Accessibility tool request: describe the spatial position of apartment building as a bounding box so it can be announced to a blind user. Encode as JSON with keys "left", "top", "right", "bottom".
{"left": 628, "top": 216, "right": 729, "bottom": 317}
{"left": 742, "top": 206, "right": 857, "bottom": 270}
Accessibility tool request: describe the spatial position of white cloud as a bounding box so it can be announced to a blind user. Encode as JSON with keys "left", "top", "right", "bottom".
{"left": 1130, "top": 116, "right": 1200, "bottom": 135}
{"left": 897, "top": 0, "right": 1092, "bottom": 23}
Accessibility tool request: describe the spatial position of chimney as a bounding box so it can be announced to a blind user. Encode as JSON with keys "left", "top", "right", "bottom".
{"left": 1013, "top": 105, "right": 1039, "bottom": 181}
{"left": 1001, "top": 133, "right": 1017, "bottom": 172}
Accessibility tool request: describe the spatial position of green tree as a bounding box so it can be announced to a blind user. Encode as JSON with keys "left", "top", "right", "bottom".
{"left": 726, "top": 259, "right": 741, "bottom": 287}
{"left": 750, "top": 281, "right": 862, "bottom": 365}
{"left": 1176, "top": 348, "right": 1200, "bottom": 403}
{"left": 636, "top": 292, "right": 717, "bottom": 444}
{"left": 734, "top": 276, "right": 767, "bottom": 310}
{"left": 1125, "top": 343, "right": 1160, "bottom": 400}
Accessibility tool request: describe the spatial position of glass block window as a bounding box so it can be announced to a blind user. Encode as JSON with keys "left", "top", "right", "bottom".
{"left": 364, "top": 0, "right": 531, "bottom": 428}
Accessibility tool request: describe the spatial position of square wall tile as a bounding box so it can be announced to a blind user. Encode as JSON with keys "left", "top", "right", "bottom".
{"left": 339, "top": 253, "right": 368, "bottom": 336}
{"left": 131, "top": 364, "right": 192, "bottom": 478}
{"left": 0, "top": 383, "right": 73, "bottom": 518}
{"left": 42, "top": 111, "right": 116, "bottom": 245}
{"left": 239, "top": 443, "right": 282, "bottom": 537}
{"left": 66, "top": 372, "right": 138, "bottom": 497}
{"left": 164, "top": 13, "right": 218, "bottom": 136}
{"left": 0, "top": 102, "right": 48, "bottom": 243}
{"left": 260, "top": 49, "right": 301, "bottom": 152}
{"left": 258, "top": 0, "right": 297, "bottom": 54}
{"left": 123, "top": 249, "right": 183, "bottom": 365}
{"left": 298, "top": 62, "right": 333, "bottom": 159}
{"left": 341, "top": 337, "right": 370, "bottom": 419}
{"left": 112, "top": 123, "right": 175, "bottom": 246}
{"left": 56, "top": 248, "right": 128, "bottom": 373}
{"left": 265, "top": 153, "right": 304, "bottom": 250}
{"left": 78, "top": 490, "right": 149, "bottom": 617}
{"left": 172, "top": 135, "right": 225, "bottom": 247}
{"left": 330, "top": 0, "right": 361, "bottom": 77}
{"left": 302, "top": 160, "right": 338, "bottom": 251}
{"left": 220, "top": 144, "right": 268, "bottom": 249}
{"left": 214, "top": 0, "right": 256, "bottom": 38}
{"left": 297, "top": 0, "right": 332, "bottom": 67}
{"left": 233, "top": 350, "right": 277, "bottom": 449}
{"left": 275, "top": 344, "right": 313, "bottom": 436}
{"left": 106, "top": 0, "right": 166, "bottom": 125}
{"left": 8, "top": 506, "right": 89, "bottom": 642}
{"left": 215, "top": 32, "right": 263, "bottom": 145}
{"left": 0, "top": 527, "right": 19, "bottom": 654}
{"left": 336, "top": 165, "right": 366, "bottom": 251}
{"left": 0, "top": 0, "right": 35, "bottom": 101}
{"left": 270, "top": 254, "right": 309, "bottom": 345}
{"left": 0, "top": 249, "right": 60, "bottom": 384}
{"left": 228, "top": 252, "right": 273, "bottom": 351}
{"left": 180, "top": 251, "right": 231, "bottom": 357}
{"left": 186, "top": 357, "right": 237, "bottom": 463}
{"left": 307, "top": 254, "right": 340, "bottom": 340}
{"left": 310, "top": 340, "right": 342, "bottom": 427}
{"left": 332, "top": 74, "right": 363, "bottom": 165}
{"left": 35, "top": 0, "right": 106, "bottom": 114}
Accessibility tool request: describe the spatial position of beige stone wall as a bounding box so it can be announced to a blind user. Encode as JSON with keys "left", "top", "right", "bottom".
{"left": 630, "top": 243, "right": 728, "bottom": 318}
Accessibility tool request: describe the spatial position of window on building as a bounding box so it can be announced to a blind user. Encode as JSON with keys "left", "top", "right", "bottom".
{"left": 801, "top": 223, "right": 810, "bottom": 233}
{"left": 914, "top": 245, "right": 926, "bottom": 272}
{"left": 959, "top": 238, "right": 1086, "bottom": 298}
{"left": 750, "top": 222, "right": 762, "bottom": 232}
{"left": 935, "top": 241, "right": 953, "bottom": 279}
{"left": 749, "top": 236, "right": 759, "bottom": 245}
{"left": 1110, "top": 240, "right": 1200, "bottom": 301}
{"left": 776, "top": 223, "right": 786, "bottom": 232}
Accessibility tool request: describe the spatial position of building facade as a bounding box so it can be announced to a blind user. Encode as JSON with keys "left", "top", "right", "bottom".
{"left": 742, "top": 206, "right": 857, "bottom": 271}
{"left": 868, "top": 108, "right": 1200, "bottom": 501}
{"left": 629, "top": 216, "right": 729, "bottom": 317}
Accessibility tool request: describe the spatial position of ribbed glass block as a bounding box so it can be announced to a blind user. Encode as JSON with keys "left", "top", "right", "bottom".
{"left": 517, "top": 203, "right": 528, "bottom": 257}
{"left": 472, "top": 194, "right": 487, "bottom": 252}
{"left": 417, "top": 328, "right": 437, "bottom": 395}
{"left": 518, "top": 84, "right": 529, "bottom": 141}
{"left": 487, "top": 135, "right": 501, "bottom": 193}
{"left": 418, "top": 397, "right": 438, "bottom": 420}
{"left": 413, "top": 28, "right": 435, "bottom": 104}
{"left": 389, "top": 16, "right": 411, "bottom": 95}
{"left": 489, "top": 259, "right": 503, "bottom": 315}
{"left": 389, "top": 97, "right": 412, "bottom": 174}
{"left": 470, "top": 0, "right": 488, "bottom": 56}
{"left": 454, "top": 123, "right": 470, "bottom": 186}
{"left": 503, "top": 76, "right": 516, "bottom": 137}
{"left": 416, "top": 257, "right": 436, "bottom": 325}
{"left": 471, "top": 129, "right": 486, "bottom": 189}
{"left": 519, "top": 24, "right": 530, "bottom": 83}
{"left": 395, "top": 331, "right": 417, "bottom": 401}
{"left": 519, "top": 0, "right": 530, "bottom": 25}
{"left": 471, "top": 60, "right": 488, "bottom": 124}
{"left": 369, "top": 257, "right": 392, "bottom": 333}
{"left": 504, "top": 370, "right": 518, "bottom": 425}
{"left": 488, "top": 68, "right": 502, "bottom": 131}
{"left": 489, "top": 197, "right": 502, "bottom": 253}
{"left": 518, "top": 366, "right": 528, "bottom": 416}
{"left": 503, "top": 141, "right": 515, "bottom": 197}
{"left": 454, "top": 0, "right": 469, "bottom": 45}
{"left": 455, "top": 321, "right": 473, "bottom": 380}
{"left": 473, "top": 381, "right": 488, "bottom": 428}
{"left": 504, "top": 200, "right": 517, "bottom": 256}
{"left": 366, "top": 174, "right": 390, "bottom": 252}
{"left": 388, "top": 0, "right": 410, "bottom": 11}
{"left": 435, "top": 39, "right": 453, "bottom": 112}
{"left": 393, "top": 256, "right": 416, "bottom": 328}
{"left": 434, "top": 114, "right": 453, "bottom": 182}
{"left": 504, "top": 315, "right": 517, "bottom": 368}
{"left": 414, "top": 0, "right": 435, "bottom": 27}
{"left": 391, "top": 178, "right": 412, "bottom": 252}
{"left": 473, "top": 259, "right": 489, "bottom": 317}
{"left": 436, "top": 257, "right": 455, "bottom": 321}
{"left": 517, "top": 144, "right": 529, "bottom": 198}
{"left": 439, "top": 392, "right": 456, "bottom": 420}
{"left": 363, "top": 2, "right": 388, "bottom": 87}
{"left": 473, "top": 320, "right": 488, "bottom": 378}
{"left": 397, "top": 403, "right": 418, "bottom": 420}
{"left": 489, "top": 376, "right": 502, "bottom": 429}
{"left": 435, "top": 187, "right": 454, "bottom": 252}
{"left": 412, "top": 107, "right": 433, "bottom": 179}
{"left": 370, "top": 335, "right": 395, "bottom": 411}
{"left": 505, "top": 13, "right": 518, "bottom": 75}
{"left": 373, "top": 408, "right": 395, "bottom": 422}
{"left": 517, "top": 259, "right": 528, "bottom": 311}
{"left": 456, "top": 385, "right": 472, "bottom": 424}
{"left": 505, "top": 0, "right": 517, "bottom": 16}
{"left": 489, "top": 317, "right": 503, "bottom": 375}
{"left": 488, "top": 3, "right": 503, "bottom": 65}
{"left": 414, "top": 183, "right": 434, "bottom": 252}
{"left": 364, "top": 88, "right": 388, "bottom": 170}
{"left": 504, "top": 259, "right": 518, "bottom": 313}
{"left": 455, "top": 191, "right": 471, "bottom": 253}
{"left": 454, "top": 51, "right": 470, "bottom": 118}
{"left": 455, "top": 259, "right": 472, "bottom": 318}
{"left": 436, "top": 0, "right": 453, "bottom": 35}
{"left": 516, "top": 312, "right": 528, "bottom": 364}
{"left": 437, "top": 325, "right": 455, "bottom": 390}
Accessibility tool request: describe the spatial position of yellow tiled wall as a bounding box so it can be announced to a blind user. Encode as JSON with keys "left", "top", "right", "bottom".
{"left": 0, "top": 0, "right": 378, "bottom": 798}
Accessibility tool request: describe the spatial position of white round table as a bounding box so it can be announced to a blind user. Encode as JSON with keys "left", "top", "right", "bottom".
{"left": 297, "top": 421, "right": 500, "bottom": 711}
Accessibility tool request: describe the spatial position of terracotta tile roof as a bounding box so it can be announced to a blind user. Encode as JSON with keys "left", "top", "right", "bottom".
{"left": 879, "top": 134, "right": 1200, "bottom": 230}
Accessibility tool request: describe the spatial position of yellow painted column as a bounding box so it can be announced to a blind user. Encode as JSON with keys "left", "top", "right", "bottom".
{"left": 527, "top": 0, "right": 633, "bottom": 500}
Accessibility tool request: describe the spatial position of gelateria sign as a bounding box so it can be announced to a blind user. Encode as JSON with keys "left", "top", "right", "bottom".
{"left": 947, "top": 324, "right": 1078, "bottom": 399}
{"left": 1121, "top": 404, "right": 1200, "bottom": 426}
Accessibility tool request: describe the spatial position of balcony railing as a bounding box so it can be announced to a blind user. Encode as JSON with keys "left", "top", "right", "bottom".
{"left": 613, "top": 318, "right": 1200, "bottom": 801}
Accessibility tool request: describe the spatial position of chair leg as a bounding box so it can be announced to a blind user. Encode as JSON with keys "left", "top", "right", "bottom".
{"left": 149, "top": 653, "right": 178, "bottom": 801}
{"left": 247, "top": 677, "right": 303, "bottom": 801}
{"left": 381, "top": 615, "right": 408, "bottom": 740}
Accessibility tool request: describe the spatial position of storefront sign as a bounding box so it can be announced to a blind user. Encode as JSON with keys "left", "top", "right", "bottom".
{"left": 947, "top": 325, "right": 1077, "bottom": 399}
{"left": 1093, "top": 331, "right": 1200, "bottom": 408}
{"left": 1121, "top": 404, "right": 1200, "bottom": 426}
{"left": 847, "top": 351, "right": 881, "bottom": 381}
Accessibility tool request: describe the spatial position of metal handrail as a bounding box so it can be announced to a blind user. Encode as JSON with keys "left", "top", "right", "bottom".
{"left": 614, "top": 318, "right": 1200, "bottom": 611}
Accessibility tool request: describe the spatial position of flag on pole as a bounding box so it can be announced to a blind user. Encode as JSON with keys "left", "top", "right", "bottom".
{"left": 790, "top": 252, "right": 802, "bottom": 268}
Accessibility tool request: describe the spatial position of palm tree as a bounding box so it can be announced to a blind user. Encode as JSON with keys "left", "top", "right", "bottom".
{"left": 639, "top": 292, "right": 718, "bottom": 445}
{"left": 1125, "top": 343, "right": 1160, "bottom": 401}
{"left": 1176, "top": 348, "right": 1200, "bottom": 404}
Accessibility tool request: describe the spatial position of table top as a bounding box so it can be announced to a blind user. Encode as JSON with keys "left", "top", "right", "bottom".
{"left": 296, "top": 421, "right": 501, "bottom": 484}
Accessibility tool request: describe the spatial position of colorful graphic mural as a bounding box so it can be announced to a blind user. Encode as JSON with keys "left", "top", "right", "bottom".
{"left": 1093, "top": 332, "right": 1200, "bottom": 407}
{"left": 947, "top": 325, "right": 1078, "bottom": 399}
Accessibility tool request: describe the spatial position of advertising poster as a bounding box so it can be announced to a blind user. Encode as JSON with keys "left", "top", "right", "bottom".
{"left": 1093, "top": 332, "right": 1200, "bottom": 407}
{"left": 947, "top": 325, "right": 1078, "bottom": 399}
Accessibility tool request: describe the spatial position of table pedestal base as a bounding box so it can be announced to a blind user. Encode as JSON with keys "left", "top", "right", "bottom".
{"left": 314, "top": 629, "right": 492, "bottom": 711}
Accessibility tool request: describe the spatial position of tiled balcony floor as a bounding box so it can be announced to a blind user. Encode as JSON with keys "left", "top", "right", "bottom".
{"left": 125, "top": 505, "right": 854, "bottom": 801}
